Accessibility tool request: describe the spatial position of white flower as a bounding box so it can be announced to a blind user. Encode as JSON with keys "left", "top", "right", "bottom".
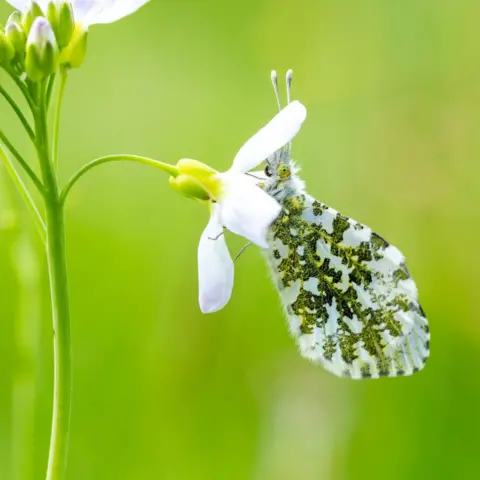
{"left": 6, "top": 0, "right": 150, "bottom": 27}
{"left": 194, "top": 100, "right": 307, "bottom": 313}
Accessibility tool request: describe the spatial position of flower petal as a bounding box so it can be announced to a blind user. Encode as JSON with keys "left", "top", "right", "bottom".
{"left": 230, "top": 100, "right": 307, "bottom": 174}
{"left": 246, "top": 170, "right": 268, "bottom": 184}
{"left": 5, "top": 1, "right": 29, "bottom": 10}
{"left": 6, "top": 0, "right": 49, "bottom": 10}
{"left": 198, "top": 207, "right": 234, "bottom": 313}
{"left": 72, "top": 0, "right": 150, "bottom": 26}
{"left": 218, "top": 175, "right": 281, "bottom": 248}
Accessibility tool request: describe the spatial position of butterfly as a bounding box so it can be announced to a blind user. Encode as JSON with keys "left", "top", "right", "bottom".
{"left": 261, "top": 71, "right": 430, "bottom": 379}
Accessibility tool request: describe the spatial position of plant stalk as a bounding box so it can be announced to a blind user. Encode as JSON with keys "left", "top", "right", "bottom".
{"left": 44, "top": 198, "right": 71, "bottom": 480}
{"left": 34, "top": 81, "right": 72, "bottom": 480}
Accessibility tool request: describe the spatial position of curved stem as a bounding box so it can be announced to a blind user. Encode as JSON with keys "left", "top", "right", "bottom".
{"left": 34, "top": 81, "right": 72, "bottom": 480}
{"left": 52, "top": 69, "right": 67, "bottom": 170}
{"left": 60, "top": 154, "right": 179, "bottom": 205}
{"left": 0, "top": 84, "right": 35, "bottom": 142}
{"left": 0, "top": 145, "right": 46, "bottom": 243}
{"left": 4, "top": 67, "right": 36, "bottom": 113}
{"left": 0, "top": 129, "right": 45, "bottom": 195}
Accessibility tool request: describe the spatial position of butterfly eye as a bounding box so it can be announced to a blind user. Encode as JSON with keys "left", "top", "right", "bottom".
{"left": 264, "top": 164, "right": 273, "bottom": 177}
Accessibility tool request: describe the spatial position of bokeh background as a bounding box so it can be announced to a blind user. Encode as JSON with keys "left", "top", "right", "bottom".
{"left": 1, "top": 0, "right": 479, "bottom": 478}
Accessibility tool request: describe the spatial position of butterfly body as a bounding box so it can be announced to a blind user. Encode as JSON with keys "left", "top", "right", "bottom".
{"left": 262, "top": 151, "right": 430, "bottom": 379}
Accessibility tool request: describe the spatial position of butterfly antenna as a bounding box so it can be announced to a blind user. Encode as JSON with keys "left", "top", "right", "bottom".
{"left": 286, "top": 69, "right": 293, "bottom": 105}
{"left": 271, "top": 70, "right": 282, "bottom": 112}
{"left": 286, "top": 69, "right": 293, "bottom": 154}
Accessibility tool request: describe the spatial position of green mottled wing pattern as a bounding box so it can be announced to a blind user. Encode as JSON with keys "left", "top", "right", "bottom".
{"left": 265, "top": 193, "right": 430, "bottom": 379}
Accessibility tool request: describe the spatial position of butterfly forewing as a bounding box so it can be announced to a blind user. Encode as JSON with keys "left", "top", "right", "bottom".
{"left": 265, "top": 192, "right": 430, "bottom": 379}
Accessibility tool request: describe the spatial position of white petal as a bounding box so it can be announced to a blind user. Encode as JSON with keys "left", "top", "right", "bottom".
{"left": 247, "top": 170, "right": 268, "bottom": 183}
{"left": 6, "top": 1, "right": 47, "bottom": 10}
{"left": 36, "top": 0, "right": 50, "bottom": 10}
{"left": 218, "top": 175, "right": 281, "bottom": 248}
{"left": 5, "top": 1, "right": 27, "bottom": 10}
{"left": 72, "top": 0, "right": 150, "bottom": 26}
{"left": 198, "top": 207, "right": 234, "bottom": 314}
{"left": 230, "top": 100, "right": 307, "bottom": 174}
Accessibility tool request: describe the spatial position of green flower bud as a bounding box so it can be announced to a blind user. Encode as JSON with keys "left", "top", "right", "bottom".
{"left": 25, "top": 17, "right": 59, "bottom": 82}
{"left": 57, "top": 2, "right": 74, "bottom": 49}
{"left": 21, "top": 1, "right": 44, "bottom": 34}
{"left": 0, "top": 31, "right": 15, "bottom": 67}
{"left": 47, "top": 0, "right": 75, "bottom": 49}
{"left": 60, "top": 23, "right": 87, "bottom": 68}
{"left": 5, "top": 21, "right": 26, "bottom": 59}
{"left": 169, "top": 174, "right": 211, "bottom": 201}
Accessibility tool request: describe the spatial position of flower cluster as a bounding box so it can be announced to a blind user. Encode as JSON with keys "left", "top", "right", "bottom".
{"left": 0, "top": 0, "right": 150, "bottom": 78}
{"left": 1, "top": 1, "right": 308, "bottom": 318}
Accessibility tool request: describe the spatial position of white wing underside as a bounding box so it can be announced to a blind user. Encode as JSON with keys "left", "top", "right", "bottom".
{"left": 266, "top": 193, "right": 430, "bottom": 379}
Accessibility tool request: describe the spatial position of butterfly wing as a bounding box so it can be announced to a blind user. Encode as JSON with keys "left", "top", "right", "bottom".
{"left": 266, "top": 193, "right": 430, "bottom": 379}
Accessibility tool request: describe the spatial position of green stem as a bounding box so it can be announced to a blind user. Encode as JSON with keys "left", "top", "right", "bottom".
{"left": 44, "top": 197, "right": 71, "bottom": 480}
{"left": 0, "top": 144, "right": 46, "bottom": 243}
{"left": 34, "top": 81, "right": 72, "bottom": 480}
{"left": 0, "top": 128, "right": 45, "bottom": 195}
{"left": 60, "top": 154, "right": 179, "bottom": 204}
{"left": 4, "top": 67, "right": 36, "bottom": 113}
{"left": 46, "top": 74, "right": 56, "bottom": 110}
{"left": 52, "top": 69, "right": 67, "bottom": 170}
{"left": 0, "top": 84, "right": 35, "bottom": 142}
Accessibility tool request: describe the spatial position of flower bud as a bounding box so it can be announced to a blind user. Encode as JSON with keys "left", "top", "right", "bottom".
{"left": 25, "top": 17, "right": 59, "bottom": 81}
{"left": 169, "top": 174, "right": 211, "bottom": 201}
{"left": 0, "top": 31, "right": 15, "bottom": 67}
{"left": 5, "top": 20, "right": 26, "bottom": 59}
{"left": 60, "top": 23, "right": 87, "bottom": 68}
{"left": 47, "top": 0, "right": 74, "bottom": 49}
{"left": 21, "top": 1, "right": 44, "bottom": 34}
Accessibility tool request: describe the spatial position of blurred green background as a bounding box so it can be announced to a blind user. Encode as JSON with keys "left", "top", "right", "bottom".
{"left": 1, "top": 0, "right": 479, "bottom": 478}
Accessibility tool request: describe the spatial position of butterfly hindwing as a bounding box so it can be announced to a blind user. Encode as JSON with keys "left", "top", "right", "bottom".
{"left": 265, "top": 192, "right": 430, "bottom": 379}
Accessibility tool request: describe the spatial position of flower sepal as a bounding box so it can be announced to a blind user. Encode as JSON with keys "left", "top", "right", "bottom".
{"left": 175, "top": 159, "right": 223, "bottom": 200}
{"left": 169, "top": 174, "right": 211, "bottom": 201}
{"left": 60, "top": 22, "right": 87, "bottom": 68}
